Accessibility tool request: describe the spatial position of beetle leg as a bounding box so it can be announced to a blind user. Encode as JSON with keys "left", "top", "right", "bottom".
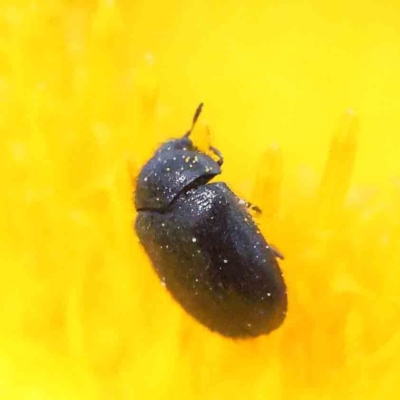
{"left": 239, "top": 198, "right": 284, "bottom": 259}
{"left": 249, "top": 203, "right": 262, "bottom": 214}
{"left": 244, "top": 201, "right": 262, "bottom": 215}
{"left": 269, "top": 244, "right": 285, "bottom": 260}
{"left": 209, "top": 146, "right": 224, "bottom": 166}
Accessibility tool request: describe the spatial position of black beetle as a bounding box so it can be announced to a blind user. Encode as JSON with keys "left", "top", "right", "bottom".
{"left": 134, "top": 104, "right": 287, "bottom": 338}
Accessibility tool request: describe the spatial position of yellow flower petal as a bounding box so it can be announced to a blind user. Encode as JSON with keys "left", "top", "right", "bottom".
{"left": 1, "top": 0, "right": 400, "bottom": 399}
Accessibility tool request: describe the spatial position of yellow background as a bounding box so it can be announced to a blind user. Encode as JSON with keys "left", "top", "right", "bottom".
{"left": 1, "top": 0, "right": 400, "bottom": 399}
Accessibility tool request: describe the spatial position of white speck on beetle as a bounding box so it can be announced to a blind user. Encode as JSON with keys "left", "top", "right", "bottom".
{"left": 267, "top": 292, "right": 271, "bottom": 297}
{"left": 144, "top": 177, "right": 148, "bottom": 182}
{"left": 223, "top": 259, "right": 228, "bottom": 264}
{"left": 192, "top": 237, "right": 197, "bottom": 243}
{"left": 161, "top": 223, "right": 165, "bottom": 227}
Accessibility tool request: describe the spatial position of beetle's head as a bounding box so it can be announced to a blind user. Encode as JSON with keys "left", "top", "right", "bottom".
{"left": 135, "top": 104, "right": 223, "bottom": 211}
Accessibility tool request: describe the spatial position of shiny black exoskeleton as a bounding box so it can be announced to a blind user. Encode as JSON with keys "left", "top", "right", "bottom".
{"left": 134, "top": 104, "right": 287, "bottom": 338}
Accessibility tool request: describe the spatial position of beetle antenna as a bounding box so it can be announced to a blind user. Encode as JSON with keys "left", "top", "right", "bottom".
{"left": 184, "top": 103, "right": 204, "bottom": 138}
{"left": 192, "top": 103, "right": 204, "bottom": 127}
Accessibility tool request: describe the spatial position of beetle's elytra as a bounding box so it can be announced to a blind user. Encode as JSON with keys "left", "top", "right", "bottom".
{"left": 134, "top": 104, "right": 287, "bottom": 338}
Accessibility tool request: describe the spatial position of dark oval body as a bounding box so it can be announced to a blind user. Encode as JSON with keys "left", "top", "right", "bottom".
{"left": 134, "top": 105, "right": 287, "bottom": 338}
{"left": 135, "top": 181, "right": 287, "bottom": 338}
